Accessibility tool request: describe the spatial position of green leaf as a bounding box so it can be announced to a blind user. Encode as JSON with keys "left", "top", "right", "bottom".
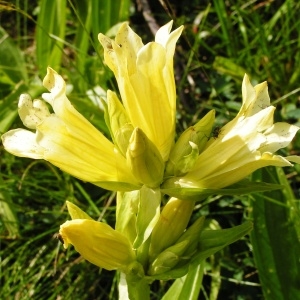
{"left": 149, "top": 221, "right": 252, "bottom": 281}
{"left": 0, "top": 82, "right": 25, "bottom": 133}
{"left": 0, "top": 27, "right": 28, "bottom": 86}
{"left": 162, "top": 180, "right": 283, "bottom": 201}
{"left": 250, "top": 167, "right": 300, "bottom": 300}
{"left": 162, "top": 263, "right": 204, "bottom": 300}
{"left": 0, "top": 175, "right": 20, "bottom": 238}
{"left": 193, "top": 221, "right": 253, "bottom": 263}
{"left": 213, "top": 56, "right": 247, "bottom": 79}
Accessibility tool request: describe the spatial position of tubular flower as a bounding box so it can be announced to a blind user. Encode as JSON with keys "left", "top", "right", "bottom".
{"left": 1, "top": 67, "right": 140, "bottom": 191}
{"left": 164, "top": 74, "right": 299, "bottom": 189}
{"left": 59, "top": 219, "right": 136, "bottom": 271}
{"left": 99, "top": 21, "right": 184, "bottom": 161}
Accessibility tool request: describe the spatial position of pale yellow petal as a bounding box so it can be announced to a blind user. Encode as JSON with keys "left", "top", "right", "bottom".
{"left": 1, "top": 129, "right": 44, "bottom": 159}
{"left": 99, "top": 22, "right": 183, "bottom": 161}
{"left": 240, "top": 74, "right": 256, "bottom": 115}
{"left": 18, "top": 94, "right": 50, "bottom": 129}
{"left": 260, "top": 122, "right": 300, "bottom": 153}
{"left": 155, "top": 21, "right": 174, "bottom": 46}
{"left": 286, "top": 155, "right": 300, "bottom": 164}
{"left": 180, "top": 152, "right": 292, "bottom": 189}
{"left": 239, "top": 74, "right": 269, "bottom": 118}
{"left": 36, "top": 115, "right": 140, "bottom": 189}
{"left": 254, "top": 81, "right": 270, "bottom": 110}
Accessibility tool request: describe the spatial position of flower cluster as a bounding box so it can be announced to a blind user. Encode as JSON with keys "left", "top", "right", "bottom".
{"left": 2, "top": 21, "right": 299, "bottom": 283}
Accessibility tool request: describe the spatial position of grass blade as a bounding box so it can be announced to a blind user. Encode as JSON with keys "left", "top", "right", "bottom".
{"left": 35, "top": 0, "right": 67, "bottom": 74}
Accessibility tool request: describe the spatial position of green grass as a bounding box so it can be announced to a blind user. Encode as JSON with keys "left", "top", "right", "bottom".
{"left": 1, "top": 0, "right": 300, "bottom": 299}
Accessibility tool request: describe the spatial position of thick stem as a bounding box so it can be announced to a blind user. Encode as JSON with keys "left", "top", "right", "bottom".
{"left": 126, "top": 274, "right": 150, "bottom": 300}
{"left": 119, "top": 261, "right": 150, "bottom": 300}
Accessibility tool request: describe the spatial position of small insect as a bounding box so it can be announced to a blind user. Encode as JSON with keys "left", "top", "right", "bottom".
{"left": 54, "top": 233, "right": 64, "bottom": 245}
{"left": 106, "top": 41, "right": 114, "bottom": 53}
{"left": 211, "top": 126, "right": 222, "bottom": 139}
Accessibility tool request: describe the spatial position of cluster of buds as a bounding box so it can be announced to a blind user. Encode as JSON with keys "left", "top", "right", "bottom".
{"left": 2, "top": 21, "right": 299, "bottom": 285}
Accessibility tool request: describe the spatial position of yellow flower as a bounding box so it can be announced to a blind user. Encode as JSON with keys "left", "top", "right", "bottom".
{"left": 98, "top": 21, "right": 184, "bottom": 161}
{"left": 59, "top": 219, "right": 136, "bottom": 271}
{"left": 1, "top": 67, "right": 140, "bottom": 191}
{"left": 165, "top": 74, "right": 299, "bottom": 189}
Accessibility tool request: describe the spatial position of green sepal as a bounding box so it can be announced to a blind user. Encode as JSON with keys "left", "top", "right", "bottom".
{"left": 165, "top": 110, "right": 214, "bottom": 177}
{"left": 107, "top": 91, "right": 133, "bottom": 156}
{"left": 133, "top": 186, "right": 161, "bottom": 249}
{"left": 116, "top": 191, "right": 138, "bottom": 245}
{"left": 66, "top": 201, "right": 93, "bottom": 220}
{"left": 93, "top": 180, "right": 141, "bottom": 192}
{"left": 148, "top": 240, "right": 189, "bottom": 275}
{"left": 173, "top": 142, "right": 199, "bottom": 176}
{"left": 115, "top": 123, "right": 134, "bottom": 157}
{"left": 100, "top": 96, "right": 111, "bottom": 136}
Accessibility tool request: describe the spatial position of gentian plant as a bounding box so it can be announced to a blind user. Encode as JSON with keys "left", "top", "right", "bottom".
{"left": 2, "top": 21, "right": 299, "bottom": 299}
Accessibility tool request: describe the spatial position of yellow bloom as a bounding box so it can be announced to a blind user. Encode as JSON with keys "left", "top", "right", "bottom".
{"left": 59, "top": 219, "right": 136, "bottom": 271}
{"left": 1, "top": 67, "right": 140, "bottom": 191}
{"left": 98, "top": 21, "right": 184, "bottom": 161}
{"left": 166, "top": 74, "right": 299, "bottom": 189}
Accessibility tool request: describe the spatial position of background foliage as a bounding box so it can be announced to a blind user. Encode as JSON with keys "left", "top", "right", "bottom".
{"left": 1, "top": 0, "right": 300, "bottom": 299}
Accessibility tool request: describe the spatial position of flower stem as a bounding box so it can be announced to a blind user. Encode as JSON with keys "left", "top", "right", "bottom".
{"left": 126, "top": 275, "right": 150, "bottom": 300}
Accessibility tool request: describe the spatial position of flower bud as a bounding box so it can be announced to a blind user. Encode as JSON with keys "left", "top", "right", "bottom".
{"left": 148, "top": 240, "right": 189, "bottom": 275}
{"left": 126, "top": 128, "right": 165, "bottom": 188}
{"left": 176, "top": 215, "right": 205, "bottom": 248}
{"left": 59, "top": 219, "right": 136, "bottom": 271}
{"left": 149, "top": 198, "right": 194, "bottom": 260}
{"left": 165, "top": 110, "right": 215, "bottom": 176}
{"left": 148, "top": 216, "right": 205, "bottom": 276}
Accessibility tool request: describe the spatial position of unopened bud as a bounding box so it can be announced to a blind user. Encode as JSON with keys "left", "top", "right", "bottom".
{"left": 126, "top": 128, "right": 164, "bottom": 188}
{"left": 148, "top": 240, "right": 189, "bottom": 275}
{"left": 149, "top": 198, "right": 194, "bottom": 260}
{"left": 59, "top": 219, "right": 136, "bottom": 271}
{"left": 165, "top": 110, "right": 215, "bottom": 176}
{"left": 148, "top": 216, "right": 205, "bottom": 276}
